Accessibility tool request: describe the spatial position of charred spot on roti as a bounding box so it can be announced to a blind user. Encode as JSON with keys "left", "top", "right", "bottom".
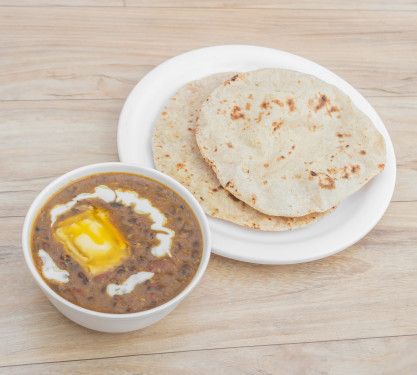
{"left": 251, "top": 194, "right": 257, "bottom": 204}
{"left": 245, "top": 102, "right": 251, "bottom": 110}
{"left": 260, "top": 101, "right": 271, "bottom": 109}
{"left": 224, "top": 74, "right": 241, "bottom": 85}
{"left": 250, "top": 222, "right": 261, "bottom": 230}
{"left": 286, "top": 98, "right": 296, "bottom": 112}
{"left": 227, "top": 142, "right": 234, "bottom": 148}
{"left": 165, "top": 154, "right": 170, "bottom": 158}
{"left": 292, "top": 145, "right": 295, "bottom": 150}
{"left": 214, "top": 146, "right": 218, "bottom": 152}
{"left": 255, "top": 112, "right": 264, "bottom": 123}
{"left": 360, "top": 150, "right": 366, "bottom": 155}
{"left": 272, "top": 121, "right": 284, "bottom": 133}
{"left": 225, "top": 180, "right": 235, "bottom": 189}
{"left": 230, "top": 106, "right": 245, "bottom": 120}
{"left": 263, "top": 180, "right": 268, "bottom": 185}
{"left": 311, "top": 93, "right": 328, "bottom": 111}
{"left": 318, "top": 174, "right": 336, "bottom": 190}
{"left": 227, "top": 192, "right": 240, "bottom": 202}
{"left": 310, "top": 171, "right": 317, "bottom": 176}
{"left": 326, "top": 167, "right": 338, "bottom": 175}
{"left": 336, "top": 132, "right": 352, "bottom": 138}
{"left": 308, "top": 125, "right": 317, "bottom": 132}
{"left": 310, "top": 93, "right": 338, "bottom": 117}
{"left": 248, "top": 94, "right": 253, "bottom": 100}
{"left": 277, "top": 155, "right": 285, "bottom": 161}
{"left": 211, "top": 185, "right": 222, "bottom": 193}
{"left": 176, "top": 163, "right": 186, "bottom": 171}
{"left": 378, "top": 163, "right": 385, "bottom": 171}
{"left": 350, "top": 164, "right": 360, "bottom": 174}
{"left": 272, "top": 99, "right": 284, "bottom": 107}
{"left": 264, "top": 163, "right": 269, "bottom": 168}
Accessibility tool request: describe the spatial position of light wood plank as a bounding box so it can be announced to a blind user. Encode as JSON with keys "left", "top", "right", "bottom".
{"left": 0, "top": 0, "right": 123, "bottom": 6}
{"left": 367, "top": 96, "right": 417, "bottom": 203}
{"left": 126, "top": 0, "right": 417, "bottom": 11}
{"left": 1, "top": 335, "right": 416, "bottom": 374}
{"left": 1, "top": 0, "right": 415, "bottom": 10}
{"left": 1, "top": 200, "right": 416, "bottom": 366}
{"left": 0, "top": 8, "right": 416, "bottom": 100}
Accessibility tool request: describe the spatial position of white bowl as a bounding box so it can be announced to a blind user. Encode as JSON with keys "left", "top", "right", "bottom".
{"left": 22, "top": 162, "right": 212, "bottom": 332}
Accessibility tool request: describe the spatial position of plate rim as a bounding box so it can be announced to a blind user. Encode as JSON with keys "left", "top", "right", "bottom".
{"left": 117, "top": 44, "right": 396, "bottom": 265}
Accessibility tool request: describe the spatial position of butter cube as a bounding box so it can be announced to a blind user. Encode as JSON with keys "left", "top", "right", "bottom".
{"left": 54, "top": 207, "right": 129, "bottom": 276}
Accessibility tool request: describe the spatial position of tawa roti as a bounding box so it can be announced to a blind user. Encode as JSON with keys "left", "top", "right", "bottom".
{"left": 195, "top": 69, "right": 386, "bottom": 217}
{"left": 152, "top": 73, "right": 334, "bottom": 230}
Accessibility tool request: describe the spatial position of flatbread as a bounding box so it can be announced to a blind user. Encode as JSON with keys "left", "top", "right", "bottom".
{"left": 195, "top": 69, "right": 386, "bottom": 217}
{"left": 152, "top": 73, "right": 334, "bottom": 231}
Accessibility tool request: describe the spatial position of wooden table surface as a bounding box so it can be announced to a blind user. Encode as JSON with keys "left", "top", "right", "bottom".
{"left": 1, "top": 1, "right": 416, "bottom": 373}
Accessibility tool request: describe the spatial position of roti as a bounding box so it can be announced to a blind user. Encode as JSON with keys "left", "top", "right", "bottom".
{"left": 152, "top": 73, "right": 334, "bottom": 231}
{"left": 195, "top": 69, "right": 386, "bottom": 217}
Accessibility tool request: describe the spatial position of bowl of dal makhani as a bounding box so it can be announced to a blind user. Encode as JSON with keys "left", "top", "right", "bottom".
{"left": 22, "top": 162, "right": 211, "bottom": 332}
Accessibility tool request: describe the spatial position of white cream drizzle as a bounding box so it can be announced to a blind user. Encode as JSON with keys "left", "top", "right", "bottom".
{"left": 115, "top": 190, "right": 175, "bottom": 257}
{"left": 50, "top": 185, "right": 116, "bottom": 226}
{"left": 49, "top": 185, "right": 175, "bottom": 257}
{"left": 107, "top": 271, "right": 154, "bottom": 296}
{"left": 38, "top": 249, "right": 69, "bottom": 283}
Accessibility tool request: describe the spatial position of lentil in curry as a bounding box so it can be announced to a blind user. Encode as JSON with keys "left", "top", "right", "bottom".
{"left": 30, "top": 173, "right": 203, "bottom": 314}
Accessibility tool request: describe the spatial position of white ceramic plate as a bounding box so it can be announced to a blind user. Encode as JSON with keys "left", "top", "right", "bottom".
{"left": 118, "top": 45, "right": 396, "bottom": 264}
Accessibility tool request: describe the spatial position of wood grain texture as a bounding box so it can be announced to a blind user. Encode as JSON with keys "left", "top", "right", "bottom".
{"left": 1, "top": 335, "right": 416, "bottom": 374}
{"left": 126, "top": 0, "right": 417, "bottom": 11}
{"left": 1, "top": 2, "right": 416, "bottom": 373}
{"left": 0, "top": 8, "right": 416, "bottom": 100}
{"left": 0, "top": 0, "right": 123, "bottom": 6}
{"left": 2, "top": 0, "right": 415, "bottom": 10}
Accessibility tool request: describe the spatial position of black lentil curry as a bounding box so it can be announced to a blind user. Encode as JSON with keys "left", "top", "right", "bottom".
{"left": 31, "top": 173, "right": 203, "bottom": 314}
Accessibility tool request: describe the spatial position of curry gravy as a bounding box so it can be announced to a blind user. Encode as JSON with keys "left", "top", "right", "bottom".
{"left": 30, "top": 173, "right": 203, "bottom": 314}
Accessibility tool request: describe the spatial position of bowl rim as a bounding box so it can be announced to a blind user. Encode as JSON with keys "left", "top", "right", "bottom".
{"left": 22, "top": 162, "right": 212, "bottom": 320}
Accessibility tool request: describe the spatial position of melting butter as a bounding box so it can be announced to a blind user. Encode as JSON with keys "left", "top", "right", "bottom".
{"left": 50, "top": 185, "right": 116, "bottom": 226}
{"left": 38, "top": 249, "right": 69, "bottom": 283}
{"left": 107, "top": 271, "right": 154, "bottom": 296}
{"left": 50, "top": 185, "right": 175, "bottom": 259}
{"left": 54, "top": 207, "right": 129, "bottom": 276}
